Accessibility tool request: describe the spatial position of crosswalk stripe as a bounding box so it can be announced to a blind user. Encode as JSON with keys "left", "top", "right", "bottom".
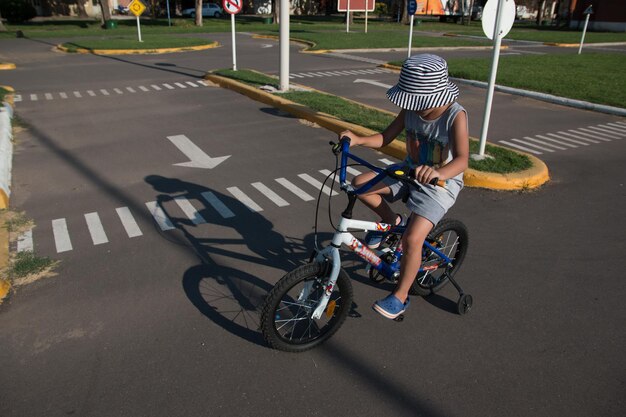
{"left": 299, "top": 73, "right": 314, "bottom": 77}
{"left": 174, "top": 82, "right": 187, "bottom": 88}
{"left": 252, "top": 182, "right": 289, "bottom": 207}
{"left": 320, "top": 169, "right": 341, "bottom": 184}
{"left": 17, "top": 230, "right": 33, "bottom": 252}
{"left": 116, "top": 207, "right": 143, "bottom": 238}
{"left": 523, "top": 136, "right": 567, "bottom": 150}
{"left": 59, "top": 92, "right": 68, "bottom": 99}
{"left": 126, "top": 87, "right": 136, "bottom": 93}
{"left": 347, "top": 167, "right": 362, "bottom": 175}
{"left": 275, "top": 178, "right": 315, "bottom": 201}
{"left": 185, "top": 81, "right": 199, "bottom": 87}
{"left": 546, "top": 133, "right": 589, "bottom": 146}
{"left": 607, "top": 122, "right": 626, "bottom": 131}
{"left": 14, "top": 95, "right": 22, "bottom": 102}
{"left": 601, "top": 124, "right": 626, "bottom": 135}
{"left": 114, "top": 88, "right": 124, "bottom": 94}
{"left": 298, "top": 173, "right": 338, "bottom": 196}
{"left": 590, "top": 125, "right": 626, "bottom": 137}
{"left": 227, "top": 187, "right": 263, "bottom": 212}
{"left": 100, "top": 89, "right": 110, "bottom": 96}
{"left": 45, "top": 93, "right": 53, "bottom": 100}
{"left": 289, "top": 74, "right": 304, "bottom": 78}
{"left": 498, "top": 140, "right": 543, "bottom": 154}
{"left": 615, "top": 121, "right": 626, "bottom": 127}
{"left": 174, "top": 196, "right": 207, "bottom": 224}
{"left": 568, "top": 129, "right": 610, "bottom": 142}
{"left": 577, "top": 127, "right": 615, "bottom": 140}
{"left": 198, "top": 80, "right": 210, "bottom": 86}
{"left": 557, "top": 130, "right": 600, "bottom": 144}
{"left": 30, "top": 94, "right": 38, "bottom": 101}
{"left": 73, "top": 91, "right": 82, "bottom": 98}
{"left": 85, "top": 212, "right": 108, "bottom": 245}
{"left": 139, "top": 86, "right": 149, "bottom": 92}
{"left": 87, "top": 90, "right": 96, "bottom": 97}
{"left": 151, "top": 84, "right": 162, "bottom": 91}
{"left": 145, "top": 201, "right": 175, "bottom": 231}
{"left": 511, "top": 138, "right": 553, "bottom": 152}
{"left": 201, "top": 191, "right": 235, "bottom": 218}
{"left": 163, "top": 83, "right": 175, "bottom": 89}
{"left": 52, "top": 218, "right": 73, "bottom": 253}
{"left": 379, "top": 158, "right": 396, "bottom": 165}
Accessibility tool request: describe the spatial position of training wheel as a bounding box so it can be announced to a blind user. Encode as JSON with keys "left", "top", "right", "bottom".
{"left": 457, "top": 294, "right": 473, "bottom": 315}
{"left": 393, "top": 314, "right": 405, "bottom": 322}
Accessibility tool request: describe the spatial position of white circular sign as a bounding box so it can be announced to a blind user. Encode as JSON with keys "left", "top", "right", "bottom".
{"left": 223, "top": 0, "right": 242, "bottom": 15}
{"left": 482, "top": 0, "right": 516, "bottom": 40}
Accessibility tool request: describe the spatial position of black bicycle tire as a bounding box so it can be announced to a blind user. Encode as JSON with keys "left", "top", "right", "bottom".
{"left": 260, "top": 262, "right": 353, "bottom": 352}
{"left": 410, "top": 218, "right": 469, "bottom": 296}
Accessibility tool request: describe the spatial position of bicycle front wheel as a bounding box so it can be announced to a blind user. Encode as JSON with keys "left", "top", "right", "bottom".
{"left": 260, "top": 262, "right": 353, "bottom": 352}
{"left": 411, "top": 219, "right": 469, "bottom": 296}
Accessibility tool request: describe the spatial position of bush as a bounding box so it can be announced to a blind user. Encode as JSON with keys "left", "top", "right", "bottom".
{"left": 0, "top": 0, "right": 37, "bottom": 24}
{"left": 375, "top": 3, "right": 388, "bottom": 16}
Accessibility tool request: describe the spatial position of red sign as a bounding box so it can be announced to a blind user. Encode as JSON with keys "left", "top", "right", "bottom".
{"left": 338, "top": 0, "right": 375, "bottom": 12}
{"left": 223, "top": 0, "right": 242, "bottom": 14}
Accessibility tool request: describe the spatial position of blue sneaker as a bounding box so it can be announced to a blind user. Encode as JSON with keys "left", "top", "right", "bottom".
{"left": 372, "top": 294, "right": 410, "bottom": 319}
{"left": 364, "top": 214, "right": 406, "bottom": 249}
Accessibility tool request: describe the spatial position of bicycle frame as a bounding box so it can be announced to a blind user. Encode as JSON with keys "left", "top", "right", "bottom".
{"left": 307, "top": 141, "right": 454, "bottom": 319}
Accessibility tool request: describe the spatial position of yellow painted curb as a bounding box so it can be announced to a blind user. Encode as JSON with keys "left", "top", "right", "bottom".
{"left": 0, "top": 63, "right": 16, "bottom": 70}
{"left": 56, "top": 41, "right": 219, "bottom": 55}
{"left": 544, "top": 42, "right": 579, "bottom": 47}
{"left": 205, "top": 74, "right": 549, "bottom": 190}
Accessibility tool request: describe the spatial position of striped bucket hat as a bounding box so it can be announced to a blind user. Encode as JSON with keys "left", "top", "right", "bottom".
{"left": 386, "top": 54, "right": 459, "bottom": 111}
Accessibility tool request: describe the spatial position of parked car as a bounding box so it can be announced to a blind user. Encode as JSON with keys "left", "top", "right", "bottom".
{"left": 181, "top": 3, "right": 223, "bottom": 18}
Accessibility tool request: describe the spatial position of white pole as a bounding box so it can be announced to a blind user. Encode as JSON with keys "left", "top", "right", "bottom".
{"left": 347, "top": 0, "right": 351, "bottom": 33}
{"left": 231, "top": 13, "right": 237, "bottom": 70}
{"left": 136, "top": 15, "right": 143, "bottom": 42}
{"left": 477, "top": 0, "right": 505, "bottom": 157}
{"left": 279, "top": 0, "right": 290, "bottom": 91}
{"left": 578, "top": 13, "right": 590, "bottom": 55}
{"left": 365, "top": 9, "right": 368, "bottom": 34}
{"left": 408, "top": 15, "right": 414, "bottom": 58}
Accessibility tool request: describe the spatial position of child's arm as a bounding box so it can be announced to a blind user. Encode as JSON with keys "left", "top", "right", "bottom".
{"left": 414, "top": 111, "right": 469, "bottom": 184}
{"left": 340, "top": 110, "right": 406, "bottom": 149}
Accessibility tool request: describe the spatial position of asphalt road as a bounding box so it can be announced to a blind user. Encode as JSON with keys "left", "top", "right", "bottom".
{"left": 0, "top": 33, "right": 625, "bottom": 417}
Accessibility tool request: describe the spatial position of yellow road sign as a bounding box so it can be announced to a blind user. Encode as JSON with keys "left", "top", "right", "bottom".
{"left": 129, "top": 0, "right": 146, "bottom": 17}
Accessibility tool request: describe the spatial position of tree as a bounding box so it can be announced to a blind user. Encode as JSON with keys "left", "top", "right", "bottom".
{"left": 195, "top": 0, "right": 203, "bottom": 26}
{"left": 98, "top": 0, "right": 112, "bottom": 23}
{"left": 536, "top": 0, "right": 546, "bottom": 25}
{"left": 74, "top": 0, "right": 88, "bottom": 18}
{"left": 0, "top": 10, "right": 5, "bottom": 32}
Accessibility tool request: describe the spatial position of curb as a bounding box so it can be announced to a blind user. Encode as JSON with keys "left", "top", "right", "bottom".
{"left": 0, "top": 86, "right": 14, "bottom": 303}
{"left": 56, "top": 41, "right": 220, "bottom": 55}
{"left": 0, "top": 63, "right": 16, "bottom": 70}
{"left": 544, "top": 41, "right": 626, "bottom": 47}
{"left": 204, "top": 73, "right": 549, "bottom": 191}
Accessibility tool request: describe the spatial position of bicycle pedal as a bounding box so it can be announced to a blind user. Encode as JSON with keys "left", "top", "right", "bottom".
{"left": 393, "top": 314, "right": 405, "bottom": 322}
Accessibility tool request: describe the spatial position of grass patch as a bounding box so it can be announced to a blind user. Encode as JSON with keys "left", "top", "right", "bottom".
{"left": 61, "top": 35, "right": 213, "bottom": 51}
{"left": 2, "top": 211, "right": 32, "bottom": 233}
{"left": 469, "top": 140, "right": 532, "bottom": 173}
{"left": 10, "top": 251, "right": 54, "bottom": 278}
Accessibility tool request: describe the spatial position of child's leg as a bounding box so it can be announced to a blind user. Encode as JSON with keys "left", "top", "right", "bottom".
{"left": 393, "top": 215, "right": 434, "bottom": 303}
{"left": 351, "top": 172, "right": 396, "bottom": 224}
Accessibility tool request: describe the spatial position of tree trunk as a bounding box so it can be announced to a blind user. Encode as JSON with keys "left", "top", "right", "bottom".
{"left": 536, "top": 0, "right": 546, "bottom": 25}
{"left": 273, "top": 0, "right": 279, "bottom": 24}
{"left": 195, "top": 0, "right": 203, "bottom": 26}
{"left": 75, "top": 1, "right": 88, "bottom": 18}
{"left": 99, "top": 0, "right": 112, "bottom": 24}
{"left": 0, "top": 10, "right": 6, "bottom": 32}
{"left": 401, "top": 0, "right": 409, "bottom": 24}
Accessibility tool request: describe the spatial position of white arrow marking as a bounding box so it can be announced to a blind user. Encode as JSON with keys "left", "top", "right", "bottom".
{"left": 167, "top": 134, "right": 231, "bottom": 169}
{"left": 353, "top": 79, "right": 393, "bottom": 89}
{"left": 261, "top": 44, "right": 274, "bottom": 49}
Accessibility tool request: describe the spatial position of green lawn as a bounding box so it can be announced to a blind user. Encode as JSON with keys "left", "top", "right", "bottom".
{"left": 61, "top": 35, "right": 213, "bottom": 51}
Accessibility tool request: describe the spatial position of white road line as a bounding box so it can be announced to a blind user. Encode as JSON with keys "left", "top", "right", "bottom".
{"left": 299, "top": 73, "right": 315, "bottom": 78}
{"left": 87, "top": 90, "right": 96, "bottom": 97}
{"left": 17, "top": 230, "right": 33, "bottom": 252}
{"left": 511, "top": 138, "right": 554, "bottom": 152}
{"left": 609, "top": 122, "right": 626, "bottom": 129}
{"left": 227, "top": 187, "right": 263, "bottom": 212}
{"left": 174, "top": 196, "right": 207, "bottom": 224}
{"left": 523, "top": 136, "right": 567, "bottom": 150}
{"left": 197, "top": 80, "right": 208, "bottom": 86}
{"left": 275, "top": 178, "right": 315, "bottom": 201}
{"left": 185, "top": 81, "right": 199, "bottom": 87}
{"left": 126, "top": 87, "right": 136, "bottom": 93}
{"left": 30, "top": 94, "right": 38, "bottom": 101}
{"left": 298, "top": 173, "right": 338, "bottom": 196}
{"left": 14, "top": 95, "right": 22, "bottom": 102}
{"left": 379, "top": 158, "right": 395, "bottom": 165}
{"left": 151, "top": 84, "right": 162, "bottom": 91}
{"left": 591, "top": 125, "right": 626, "bottom": 137}
{"left": 163, "top": 83, "right": 175, "bottom": 89}
{"left": 201, "top": 191, "right": 235, "bottom": 219}
{"left": 320, "top": 169, "right": 341, "bottom": 184}
{"left": 342, "top": 70, "right": 363, "bottom": 75}
{"left": 289, "top": 74, "right": 304, "bottom": 78}
{"left": 113, "top": 88, "right": 124, "bottom": 94}
{"left": 601, "top": 123, "right": 626, "bottom": 134}
{"left": 85, "top": 212, "right": 108, "bottom": 245}
{"left": 116, "top": 207, "right": 143, "bottom": 238}
{"left": 347, "top": 167, "right": 362, "bottom": 175}
{"left": 45, "top": 93, "right": 53, "bottom": 100}
{"left": 145, "top": 201, "right": 175, "bottom": 231}
{"left": 52, "top": 219, "right": 73, "bottom": 253}
{"left": 535, "top": 135, "right": 577, "bottom": 148}
{"left": 499, "top": 140, "right": 543, "bottom": 155}
{"left": 252, "top": 182, "right": 289, "bottom": 207}
{"left": 557, "top": 130, "right": 599, "bottom": 144}
{"left": 59, "top": 92, "right": 68, "bottom": 99}
{"left": 73, "top": 91, "right": 82, "bottom": 98}
{"left": 568, "top": 129, "right": 611, "bottom": 142}
{"left": 139, "top": 86, "right": 150, "bottom": 92}
{"left": 577, "top": 127, "right": 615, "bottom": 140}
{"left": 174, "top": 82, "right": 187, "bottom": 88}
{"left": 615, "top": 121, "right": 626, "bottom": 127}
{"left": 546, "top": 133, "right": 588, "bottom": 146}
{"left": 202, "top": 191, "right": 235, "bottom": 219}
{"left": 100, "top": 89, "right": 110, "bottom": 96}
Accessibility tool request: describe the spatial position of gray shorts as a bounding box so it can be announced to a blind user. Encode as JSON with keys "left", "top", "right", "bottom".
{"left": 382, "top": 177, "right": 448, "bottom": 227}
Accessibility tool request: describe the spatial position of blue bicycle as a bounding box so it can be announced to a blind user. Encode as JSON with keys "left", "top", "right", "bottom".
{"left": 260, "top": 138, "right": 472, "bottom": 352}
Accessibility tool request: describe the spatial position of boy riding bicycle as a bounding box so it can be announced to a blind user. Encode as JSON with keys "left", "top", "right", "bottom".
{"left": 340, "top": 54, "right": 469, "bottom": 320}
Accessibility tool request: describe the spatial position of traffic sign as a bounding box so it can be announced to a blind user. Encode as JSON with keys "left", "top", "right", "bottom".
{"left": 583, "top": 5, "right": 593, "bottom": 15}
{"left": 337, "top": 0, "right": 375, "bottom": 12}
{"left": 128, "top": 0, "right": 146, "bottom": 17}
{"left": 482, "top": 0, "right": 516, "bottom": 40}
{"left": 223, "top": 0, "right": 242, "bottom": 15}
{"left": 407, "top": 0, "right": 417, "bottom": 15}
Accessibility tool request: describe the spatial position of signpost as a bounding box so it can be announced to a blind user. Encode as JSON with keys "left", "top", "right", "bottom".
{"left": 407, "top": 0, "right": 417, "bottom": 57}
{"left": 476, "top": 0, "right": 516, "bottom": 159}
{"left": 578, "top": 5, "right": 593, "bottom": 55}
{"left": 337, "top": 0, "right": 375, "bottom": 33}
{"left": 128, "top": 0, "right": 146, "bottom": 43}
{"left": 223, "top": 0, "right": 242, "bottom": 71}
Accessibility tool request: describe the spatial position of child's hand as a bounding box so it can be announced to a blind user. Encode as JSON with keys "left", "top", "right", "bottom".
{"left": 339, "top": 130, "right": 359, "bottom": 146}
{"left": 413, "top": 165, "right": 441, "bottom": 185}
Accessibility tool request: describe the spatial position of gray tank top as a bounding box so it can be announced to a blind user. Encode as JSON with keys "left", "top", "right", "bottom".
{"left": 402, "top": 102, "right": 467, "bottom": 210}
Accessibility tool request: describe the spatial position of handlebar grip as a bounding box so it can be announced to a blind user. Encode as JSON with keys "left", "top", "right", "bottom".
{"left": 429, "top": 177, "right": 446, "bottom": 187}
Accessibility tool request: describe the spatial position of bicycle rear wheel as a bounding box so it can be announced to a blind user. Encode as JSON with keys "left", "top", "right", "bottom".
{"left": 410, "top": 219, "right": 469, "bottom": 296}
{"left": 260, "top": 262, "right": 353, "bottom": 352}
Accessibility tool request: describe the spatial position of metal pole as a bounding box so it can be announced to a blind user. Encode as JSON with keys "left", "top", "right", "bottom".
{"left": 231, "top": 13, "right": 237, "bottom": 70}
{"left": 365, "top": 9, "right": 368, "bottom": 34}
{"left": 136, "top": 15, "right": 143, "bottom": 42}
{"left": 477, "top": 0, "right": 505, "bottom": 157}
{"left": 408, "top": 15, "right": 414, "bottom": 58}
{"left": 279, "top": 0, "right": 290, "bottom": 91}
{"left": 347, "top": 0, "right": 351, "bottom": 33}
{"left": 578, "top": 13, "right": 590, "bottom": 55}
{"left": 166, "top": 0, "right": 171, "bottom": 26}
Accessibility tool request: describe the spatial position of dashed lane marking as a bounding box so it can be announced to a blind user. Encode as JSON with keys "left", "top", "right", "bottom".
{"left": 251, "top": 182, "right": 289, "bottom": 207}
{"left": 116, "top": 207, "right": 143, "bottom": 238}
{"left": 275, "top": 177, "right": 315, "bottom": 201}
{"left": 17, "top": 230, "right": 33, "bottom": 252}
{"left": 52, "top": 218, "right": 73, "bottom": 253}
{"left": 227, "top": 186, "right": 264, "bottom": 212}
{"left": 85, "top": 212, "right": 109, "bottom": 245}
